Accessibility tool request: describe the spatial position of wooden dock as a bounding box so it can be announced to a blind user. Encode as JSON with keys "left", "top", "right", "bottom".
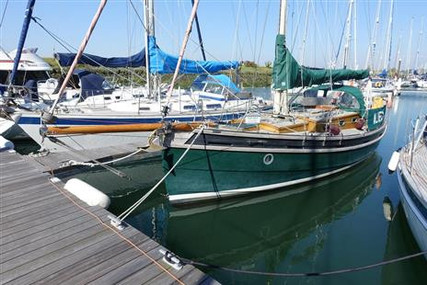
{"left": 0, "top": 150, "right": 218, "bottom": 284}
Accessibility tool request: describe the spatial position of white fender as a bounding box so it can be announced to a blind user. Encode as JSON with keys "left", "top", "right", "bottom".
{"left": 0, "top": 135, "right": 14, "bottom": 151}
{"left": 64, "top": 178, "right": 110, "bottom": 208}
{"left": 387, "top": 151, "right": 400, "bottom": 172}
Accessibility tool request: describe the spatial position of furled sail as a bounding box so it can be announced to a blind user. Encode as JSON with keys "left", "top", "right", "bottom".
{"left": 9, "top": 0, "right": 36, "bottom": 85}
{"left": 54, "top": 50, "right": 145, "bottom": 68}
{"left": 148, "top": 36, "right": 239, "bottom": 74}
{"left": 272, "top": 35, "right": 369, "bottom": 90}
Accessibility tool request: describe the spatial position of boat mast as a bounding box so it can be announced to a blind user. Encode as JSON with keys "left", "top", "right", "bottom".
{"left": 353, "top": 0, "right": 357, "bottom": 69}
{"left": 343, "top": 0, "right": 354, "bottom": 69}
{"left": 405, "top": 17, "right": 414, "bottom": 76}
{"left": 365, "top": 0, "right": 381, "bottom": 70}
{"left": 143, "top": 0, "right": 154, "bottom": 99}
{"left": 191, "top": 0, "right": 206, "bottom": 61}
{"left": 45, "top": 0, "right": 107, "bottom": 120}
{"left": 8, "top": 0, "right": 36, "bottom": 88}
{"left": 166, "top": 0, "right": 200, "bottom": 101}
{"left": 382, "top": 0, "right": 394, "bottom": 73}
{"left": 414, "top": 17, "right": 424, "bottom": 73}
{"left": 394, "top": 33, "right": 402, "bottom": 76}
{"left": 273, "top": 0, "right": 287, "bottom": 115}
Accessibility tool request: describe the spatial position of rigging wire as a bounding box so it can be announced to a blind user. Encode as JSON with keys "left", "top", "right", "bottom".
{"left": 255, "top": 0, "right": 271, "bottom": 66}
{"left": 30, "top": 16, "right": 146, "bottom": 85}
{"left": 0, "top": 0, "right": 9, "bottom": 29}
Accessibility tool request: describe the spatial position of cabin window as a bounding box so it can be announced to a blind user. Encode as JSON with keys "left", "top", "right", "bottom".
{"left": 115, "top": 96, "right": 121, "bottom": 99}
{"left": 206, "top": 104, "right": 222, "bottom": 109}
{"left": 104, "top": 96, "right": 111, "bottom": 100}
{"left": 183, "top": 105, "right": 196, "bottom": 110}
{"left": 139, "top": 107, "right": 150, "bottom": 111}
{"left": 337, "top": 93, "right": 359, "bottom": 109}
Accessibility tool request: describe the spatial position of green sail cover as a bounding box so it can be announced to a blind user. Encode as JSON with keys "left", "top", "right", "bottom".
{"left": 272, "top": 35, "right": 369, "bottom": 90}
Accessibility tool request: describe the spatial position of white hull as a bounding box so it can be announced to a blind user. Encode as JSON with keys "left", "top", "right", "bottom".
{"left": 16, "top": 109, "right": 232, "bottom": 152}
{"left": 0, "top": 118, "right": 28, "bottom": 140}
{"left": 397, "top": 166, "right": 427, "bottom": 255}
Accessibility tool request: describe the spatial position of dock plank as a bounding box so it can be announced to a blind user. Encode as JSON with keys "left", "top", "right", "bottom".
{"left": 88, "top": 240, "right": 164, "bottom": 284}
{"left": 33, "top": 235, "right": 150, "bottom": 284}
{"left": 0, "top": 150, "right": 214, "bottom": 284}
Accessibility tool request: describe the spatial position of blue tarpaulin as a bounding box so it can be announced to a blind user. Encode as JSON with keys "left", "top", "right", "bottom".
{"left": 55, "top": 50, "right": 145, "bottom": 68}
{"left": 192, "top": 74, "right": 240, "bottom": 93}
{"left": 148, "top": 36, "right": 239, "bottom": 74}
{"left": 73, "top": 69, "right": 113, "bottom": 99}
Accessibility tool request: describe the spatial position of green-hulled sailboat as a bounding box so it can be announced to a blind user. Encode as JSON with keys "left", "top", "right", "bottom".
{"left": 158, "top": 0, "right": 387, "bottom": 204}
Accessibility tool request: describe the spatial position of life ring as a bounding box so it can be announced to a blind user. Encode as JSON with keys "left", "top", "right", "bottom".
{"left": 374, "top": 82, "right": 382, "bottom": 88}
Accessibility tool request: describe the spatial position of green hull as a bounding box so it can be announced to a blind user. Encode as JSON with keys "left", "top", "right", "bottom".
{"left": 162, "top": 140, "right": 381, "bottom": 203}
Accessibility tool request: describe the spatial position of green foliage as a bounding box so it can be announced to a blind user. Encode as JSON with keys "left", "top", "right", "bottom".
{"left": 43, "top": 58, "right": 274, "bottom": 88}
{"left": 242, "top": 61, "right": 258, "bottom": 68}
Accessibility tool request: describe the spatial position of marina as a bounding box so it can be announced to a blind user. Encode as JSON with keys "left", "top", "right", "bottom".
{"left": 4, "top": 91, "right": 423, "bottom": 284}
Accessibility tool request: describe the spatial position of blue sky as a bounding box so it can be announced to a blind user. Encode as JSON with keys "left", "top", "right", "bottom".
{"left": 1, "top": 0, "right": 426, "bottom": 71}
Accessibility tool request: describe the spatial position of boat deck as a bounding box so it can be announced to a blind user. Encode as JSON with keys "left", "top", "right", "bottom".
{"left": 28, "top": 142, "right": 161, "bottom": 173}
{"left": 400, "top": 139, "right": 427, "bottom": 201}
{"left": 0, "top": 150, "right": 217, "bottom": 284}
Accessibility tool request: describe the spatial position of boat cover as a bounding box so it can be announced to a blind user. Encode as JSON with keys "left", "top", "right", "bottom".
{"left": 55, "top": 50, "right": 145, "bottom": 68}
{"left": 192, "top": 74, "right": 240, "bottom": 93}
{"left": 74, "top": 69, "right": 113, "bottom": 99}
{"left": 148, "top": 36, "right": 239, "bottom": 74}
{"left": 272, "top": 35, "right": 369, "bottom": 90}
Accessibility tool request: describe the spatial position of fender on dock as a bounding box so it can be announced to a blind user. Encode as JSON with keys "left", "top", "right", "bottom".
{"left": 64, "top": 178, "right": 110, "bottom": 208}
{"left": 0, "top": 135, "right": 15, "bottom": 151}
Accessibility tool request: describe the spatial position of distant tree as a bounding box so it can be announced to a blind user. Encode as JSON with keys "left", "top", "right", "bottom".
{"left": 265, "top": 61, "right": 272, "bottom": 68}
{"left": 242, "top": 61, "right": 258, "bottom": 68}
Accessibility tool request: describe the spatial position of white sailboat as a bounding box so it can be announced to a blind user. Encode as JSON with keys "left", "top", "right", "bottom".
{"left": 8, "top": 0, "right": 262, "bottom": 153}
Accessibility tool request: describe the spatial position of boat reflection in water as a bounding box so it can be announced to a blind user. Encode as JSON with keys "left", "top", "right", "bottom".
{"left": 381, "top": 203, "right": 427, "bottom": 284}
{"left": 125, "top": 153, "right": 382, "bottom": 284}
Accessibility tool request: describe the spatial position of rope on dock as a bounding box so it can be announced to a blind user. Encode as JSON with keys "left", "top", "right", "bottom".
{"left": 114, "top": 125, "right": 205, "bottom": 224}
{"left": 48, "top": 179, "right": 186, "bottom": 285}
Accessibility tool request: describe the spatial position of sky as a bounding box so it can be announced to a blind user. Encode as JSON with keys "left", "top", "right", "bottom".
{"left": 1, "top": 0, "right": 426, "bottom": 71}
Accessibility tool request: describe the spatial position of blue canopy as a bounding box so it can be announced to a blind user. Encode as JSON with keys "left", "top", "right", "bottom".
{"left": 192, "top": 74, "right": 240, "bottom": 93}
{"left": 378, "top": 69, "right": 388, "bottom": 78}
{"left": 54, "top": 50, "right": 145, "bottom": 68}
{"left": 73, "top": 69, "right": 113, "bottom": 100}
{"left": 148, "top": 36, "right": 239, "bottom": 74}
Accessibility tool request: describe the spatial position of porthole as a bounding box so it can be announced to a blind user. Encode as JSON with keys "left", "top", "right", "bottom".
{"left": 263, "top": 153, "right": 274, "bottom": 165}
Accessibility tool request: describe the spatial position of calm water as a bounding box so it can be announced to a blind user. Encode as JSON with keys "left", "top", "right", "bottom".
{"left": 53, "top": 91, "right": 427, "bottom": 284}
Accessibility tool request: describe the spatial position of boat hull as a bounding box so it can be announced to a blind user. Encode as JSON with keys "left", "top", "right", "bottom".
{"left": 16, "top": 111, "right": 243, "bottom": 152}
{"left": 397, "top": 165, "right": 427, "bottom": 255}
{"left": 162, "top": 126, "right": 385, "bottom": 203}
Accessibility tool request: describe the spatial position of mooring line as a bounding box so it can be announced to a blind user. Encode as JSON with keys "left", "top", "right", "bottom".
{"left": 180, "top": 250, "right": 427, "bottom": 277}
{"left": 49, "top": 179, "right": 186, "bottom": 285}
{"left": 116, "top": 125, "right": 205, "bottom": 223}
